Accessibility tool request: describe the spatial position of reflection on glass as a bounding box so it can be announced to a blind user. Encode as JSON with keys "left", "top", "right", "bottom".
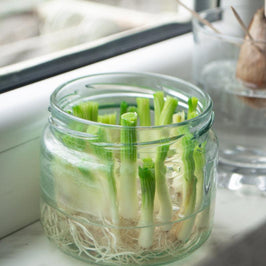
{"left": 0, "top": 0, "right": 194, "bottom": 69}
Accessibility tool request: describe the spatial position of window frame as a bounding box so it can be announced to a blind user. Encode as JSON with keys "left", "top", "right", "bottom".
{"left": 0, "top": 22, "right": 191, "bottom": 94}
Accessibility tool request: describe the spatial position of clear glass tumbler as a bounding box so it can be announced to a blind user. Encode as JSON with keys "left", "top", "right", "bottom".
{"left": 40, "top": 72, "right": 218, "bottom": 265}
{"left": 192, "top": 4, "right": 266, "bottom": 194}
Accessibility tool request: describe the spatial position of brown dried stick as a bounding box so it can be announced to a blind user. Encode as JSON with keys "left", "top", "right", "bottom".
{"left": 231, "top": 6, "right": 263, "bottom": 54}
{"left": 176, "top": 0, "right": 221, "bottom": 34}
{"left": 231, "top": 6, "right": 254, "bottom": 40}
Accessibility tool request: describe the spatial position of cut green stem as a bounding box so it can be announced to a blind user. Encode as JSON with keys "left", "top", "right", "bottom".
{"left": 155, "top": 144, "right": 172, "bottom": 230}
{"left": 187, "top": 97, "right": 198, "bottom": 120}
{"left": 159, "top": 96, "right": 178, "bottom": 125}
{"left": 61, "top": 101, "right": 99, "bottom": 151}
{"left": 153, "top": 91, "right": 165, "bottom": 126}
{"left": 98, "top": 112, "right": 117, "bottom": 125}
{"left": 72, "top": 104, "right": 119, "bottom": 225}
{"left": 175, "top": 97, "right": 201, "bottom": 242}
{"left": 119, "top": 101, "right": 128, "bottom": 124}
{"left": 72, "top": 101, "right": 98, "bottom": 121}
{"left": 154, "top": 94, "right": 178, "bottom": 230}
{"left": 89, "top": 127, "right": 119, "bottom": 225}
{"left": 173, "top": 111, "right": 185, "bottom": 124}
{"left": 138, "top": 158, "right": 156, "bottom": 248}
{"left": 194, "top": 143, "right": 206, "bottom": 211}
{"left": 137, "top": 97, "right": 151, "bottom": 158}
{"left": 127, "top": 106, "right": 138, "bottom": 113}
{"left": 120, "top": 112, "right": 138, "bottom": 219}
{"left": 137, "top": 98, "right": 151, "bottom": 126}
{"left": 177, "top": 134, "right": 197, "bottom": 242}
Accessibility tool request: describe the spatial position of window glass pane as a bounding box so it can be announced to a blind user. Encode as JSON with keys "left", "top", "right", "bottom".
{"left": 0, "top": 0, "right": 194, "bottom": 68}
{"left": 0, "top": 0, "right": 218, "bottom": 92}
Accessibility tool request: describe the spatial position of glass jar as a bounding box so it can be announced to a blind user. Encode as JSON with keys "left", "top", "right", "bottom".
{"left": 192, "top": 4, "right": 266, "bottom": 194}
{"left": 40, "top": 72, "right": 218, "bottom": 265}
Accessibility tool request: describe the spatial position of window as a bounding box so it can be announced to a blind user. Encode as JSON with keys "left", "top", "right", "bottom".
{"left": 0, "top": 0, "right": 218, "bottom": 93}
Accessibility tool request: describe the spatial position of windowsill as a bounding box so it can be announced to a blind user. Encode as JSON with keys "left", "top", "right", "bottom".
{"left": 1, "top": 188, "right": 266, "bottom": 266}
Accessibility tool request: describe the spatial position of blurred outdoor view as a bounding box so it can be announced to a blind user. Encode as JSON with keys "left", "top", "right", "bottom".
{"left": 0, "top": 0, "right": 198, "bottom": 69}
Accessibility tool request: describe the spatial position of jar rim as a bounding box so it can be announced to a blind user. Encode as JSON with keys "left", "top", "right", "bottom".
{"left": 50, "top": 72, "right": 213, "bottom": 131}
{"left": 193, "top": 6, "right": 266, "bottom": 45}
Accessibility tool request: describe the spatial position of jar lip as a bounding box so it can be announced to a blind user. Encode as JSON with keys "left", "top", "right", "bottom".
{"left": 50, "top": 71, "right": 213, "bottom": 129}
{"left": 194, "top": 6, "right": 266, "bottom": 45}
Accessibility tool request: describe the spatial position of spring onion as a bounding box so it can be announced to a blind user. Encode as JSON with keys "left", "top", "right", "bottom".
{"left": 153, "top": 91, "right": 165, "bottom": 126}
{"left": 73, "top": 103, "right": 119, "bottom": 224}
{"left": 174, "top": 97, "right": 201, "bottom": 242}
{"left": 176, "top": 134, "right": 197, "bottom": 242}
{"left": 127, "top": 106, "right": 138, "bottom": 113}
{"left": 119, "top": 101, "right": 128, "bottom": 124}
{"left": 154, "top": 94, "right": 178, "bottom": 230}
{"left": 119, "top": 112, "right": 138, "bottom": 219}
{"left": 90, "top": 126, "right": 119, "bottom": 225}
{"left": 72, "top": 101, "right": 98, "bottom": 121}
{"left": 98, "top": 112, "right": 117, "bottom": 125}
{"left": 194, "top": 142, "right": 206, "bottom": 211}
{"left": 138, "top": 158, "right": 156, "bottom": 248}
{"left": 187, "top": 97, "right": 206, "bottom": 212}
{"left": 137, "top": 97, "right": 151, "bottom": 126}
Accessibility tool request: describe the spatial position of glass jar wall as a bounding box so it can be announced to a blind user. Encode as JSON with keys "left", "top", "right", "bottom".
{"left": 40, "top": 72, "right": 218, "bottom": 265}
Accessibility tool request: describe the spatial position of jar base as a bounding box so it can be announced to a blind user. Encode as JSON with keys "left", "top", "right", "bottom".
{"left": 40, "top": 199, "right": 213, "bottom": 265}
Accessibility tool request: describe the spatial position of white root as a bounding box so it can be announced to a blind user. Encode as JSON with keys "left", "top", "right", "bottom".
{"left": 41, "top": 202, "right": 209, "bottom": 265}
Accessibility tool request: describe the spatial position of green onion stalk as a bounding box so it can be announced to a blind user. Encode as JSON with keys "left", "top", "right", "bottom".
{"left": 137, "top": 97, "right": 152, "bottom": 158}
{"left": 119, "top": 101, "right": 128, "bottom": 124}
{"left": 173, "top": 97, "right": 205, "bottom": 242}
{"left": 138, "top": 158, "right": 156, "bottom": 248}
{"left": 187, "top": 97, "right": 198, "bottom": 120}
{"left": 170, "top": 111, "right": 186, "bottom": 196}
{"left": 173, "top": 111, "right": 185, "bottom": 124}
{"left": 53, "top": 101, "right": 103, "bottom": 215}
{"left": 137, "top": 97, "right": 151, "bottom": 127}
{"left": 98, "top": 112, "right": 117, "bottom": 125}
{"left": 64, "top": 101, "right": 120, "bottom": 225}
{"left": 127, "top": 105, "right": 138, "bottom": 113}
{"left": 98, "top": 112, "right": 120, "bottom": 145}
{"left": 87, "top": 108, "right": 120, "bottom": 245}
{"left": 136, "top": 98, "right": 156, "bottom": 247}
{"left": 187, "top": 97, "right": 206, "bottom": 212}
{"left": 89, "top": 125, "right": 120, "bottom": 226}
{"left": 94, "top": 109, "right": 119, "bottom": 225}
{"left": 153, "top": 91, "right": 164, "bottom": 126}
{"left": 176, "top": 133, "right": 197, "bottom": 242}
{"left": 60, "top": 101, "right": 99, "bottom": 151}
{"left": 154, "top": 92, "right": 178, "bottom": 230}
{"left": 72, "top": 101, "right": 99, "bottom": 121}
{"left": 194, "top": 142, "right": 206, "bottom": 212}
{"left": 193, "top": 140, "right": 209, "bottom": 231}
{"left": 119, "top": 112, "right": 138, "bottom": 219}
